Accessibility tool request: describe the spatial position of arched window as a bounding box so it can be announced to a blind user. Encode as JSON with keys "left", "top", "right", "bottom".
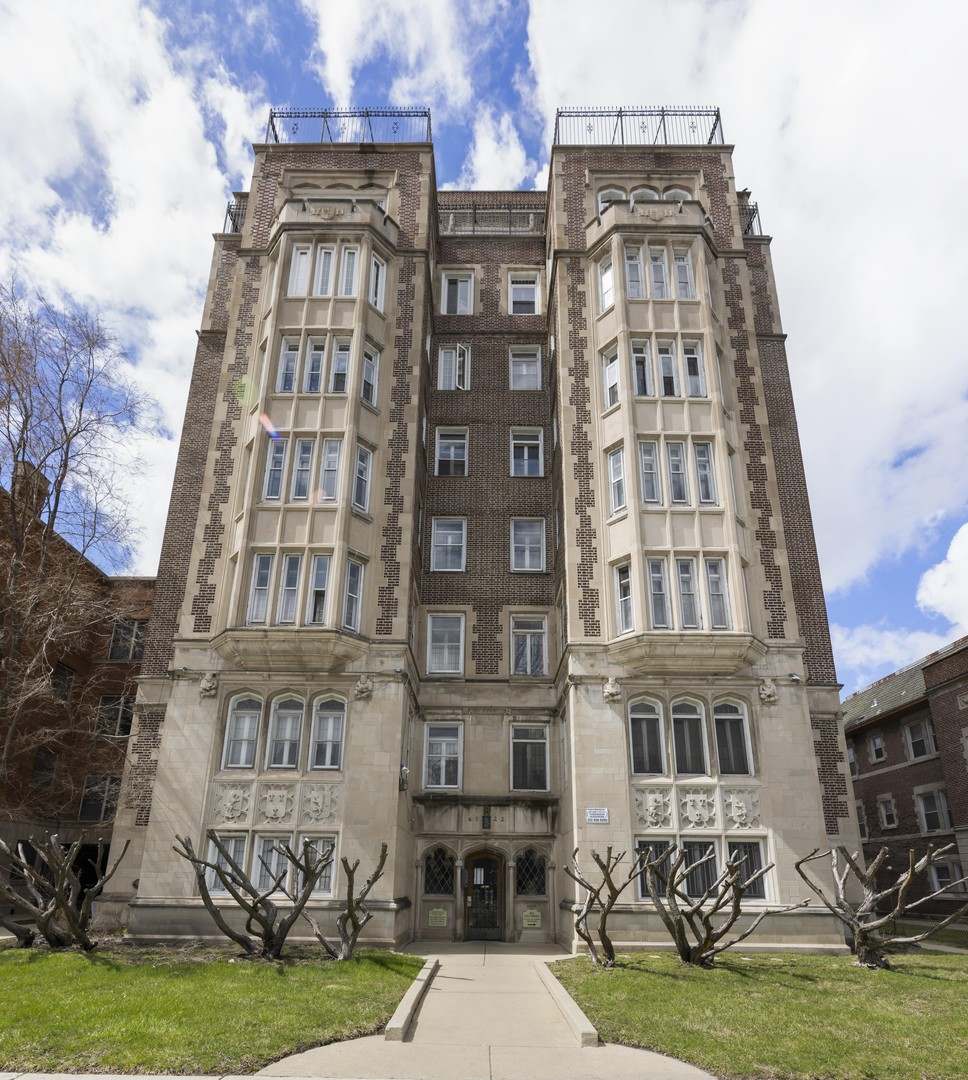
{"left": 714, "top": 701, "right": 751, "bottom": 775}
{"left": 630, "top": 186, "right": 659, "bottom": 205}
{"left": 629, "top": 700, "right": 664, "bottom": 774}
{"left": 310, "top": 698, "right": 345, "bottom": 769}
{"left": 671, "top": 700, "right": 706, "bottom": 774}
{"left": 597, "top": 187, "right": 626, "bottom": 214}
{"left": 266, "top": 697, "right": 304, "bottom": 768}
{"left": 663, "top": 186, "right": 692, "bottom": 202}
{"left": 424, "top": 847, "right": 455, "bottom": 895}
{"left": 222, "top": 697, "right": 262, "bottom": 768}
{"left": 515, "top": 848, "right": 546, "bottom": 895}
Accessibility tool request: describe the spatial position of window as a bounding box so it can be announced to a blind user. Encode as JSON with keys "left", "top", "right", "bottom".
{"left": 636, "top": 838, "right": 672, "bottom": 898}
{"left": 266, "top": 698, "right": 303, "bottom": 768}
{"left": 515, "top": 849, "right": 547, "bottom": 895}
{"left": 223, "top": 697, "right": 261, "bottom": 767}
{"left": 510, "top": 429, "right": 543, "bottom": 477}
{"left": 425, "top": 724, "right": 462, "bottom": 787}
{"left": 727, "top": 841, "right": 765, "bottom": 899}
{"left": 352, "top": 445, "right": 372, "bottom": 512}
{"left": 299, "top": 836, "right": 336, "bottom": 894}
{"left": 511, "top": 725, "right": 548, "bottom": 790}
{"left": 666, "top": 442, "right": 688, "bottom": 503}
{"left": 649, "top": 249, "right": 669, "bottom": 299}
{"left": 633, "top": 342, "right": 653, "bottom": 396}
{"left": 676, "top": 558, "right": 700, "bottom": 628}
{"left": 602, "top": 349, "right": 620, "bottom": 408}
{"left": 630, "top": 186, "right": 659, "bottom": 205}
{"left": 672, "top": 701, "right": 706, "bottom": 774}
{"left": 288, "top": 245, "right": 311, "bottom": 295}
{"left": 306, "top": 555, "right": 330, "bottom": 624}
{"left": 674, "top": 250, "right": 696, "bottom": 299}
{"left": 319, "top": 438, "right": 341, "bottom": 501}
{"left": 868, "top": 733, "right": 885, "bottom": 763}
{"left": 428, "top": 614, "right": 464, "bottom": 673}
{"left": 329, "top": 340, "right": 350, "bottom": 393}
{"left": 431, "top": 519, "right": 466, "bottom": 571}
{"left": 207, "top": 834, "right": 246, "bottom": 892}
{"left": 438, "top": 344, "right": 470, "bottom": 390}
{"left": 338, "top": 247, "right": 358, "bottom": 296}
{"left": 277, "top": 339, "right": 298, "bottom": 392}
{"left": 436, "top": 429, "right": 468, "bottom": 476}
{"left": 305, "top": 339, "right": 325, "bottom": 392}
{"left": 705, "top": 559, "right": 731, "bottom": 630}
{"left": 608, "top": 447, "right": 626, "bottom": 513}
{"left": 639, "top": 441, "right": 661, "bottom": 504}
{"left": 877, "top": 795, "right": 897, "bottom": 829}
{"left": 682, "top": 841, "right": 717, "bottom": 897}
{"left": 856, "top": 801, "right": 868, "bottom": 840}
{"left": 626, "top": 247, "right": 645, "bottom": 299}
{"left": 108, "top": 620, "right": 147, "bottom": 661}
{"left": 630, "top": 701, "right": 664, "bottom": 774}
{"left": 931, "top": 861, "right": 967, "bottom": 894}
{"left": 96, "top": 695, "right": 135, "bottom": 737}
{"left": 361, "top": 348, "right": 379, "bottom": 406}
{"left": 509, "top": 348, "right": 541, "bottom": 390}
{"left": 342, "top": 560, "right": 364, "bottom": 632}
{"left": 310, "top": 699, "right": 344, "bottom": 769}
{"left": 847, "top": 744, "right": 857, "bottom": 777}
{"left": 442, "top": 272, "right": 472, "bottom": 314}
{"left": 510, "top": 273, "right": 539, "bottom": 314}
{"left": 256, "top": 835, "right": 290, "bottom": 891}
{"left": 684, "top": 344, "right": 705, "bottom": 397}
{"left": 917, "top": 789, "right": 951, "bottom": 833}
{"left": 664, "top": 186, "right": 692, "bottom": 202}
{"left": 646, "top": 558, "right": 671, "bottom": 628}
{"left": 906, "top": 719, "right": 935, "bottom": 759}
{"left": 694, "top": 443, "right": 717, "bottom": 503}
{"left": 615, "top": 564, "right": 633, "bottom": 634}
{"left": 658, "top": 343, "right": 678, "bottom": 396}
{"left": 597, "top": 188, "right": 625, "bottom": 214}
{"left": 599, "top": 257, "right": 614, "bottom": 309}
{"left": 291, "top": 439, "right": 314, "bottom": 500}
{"left": 511, "top": 616, "right": 546, "bottom": 676}
{"left": 247, "top": 554, "right": 273, "bottom": 623}
{"left": 312, "top": 246, "right": 334, "bottom": 295}
{"left": 369, "top": 253, "right": 386, "bottom": 310}
{"left": 511, "top": 519, "right": 545, "bottom": 572}
{"left": 424, "top": 846, "right": 456, "bottom": 893}
{"left": 263, "top": 438, "right": 288, "bottom": 500}
{"left": 714, "top": 702, "right": 750, "bottom": 775}
{"left": 276, "top": 554, "right": 302, "bottom": 623}
{"left": 79, "top": 775, "right": 120, "bottom": 822}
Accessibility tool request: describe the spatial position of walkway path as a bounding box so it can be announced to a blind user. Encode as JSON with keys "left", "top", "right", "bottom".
{"left": 259, "top": 942, "right": 713, "bottom": 1080}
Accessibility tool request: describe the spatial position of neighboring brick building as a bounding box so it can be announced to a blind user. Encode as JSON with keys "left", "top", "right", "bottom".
{"left": 110, "top": 106, "right": 855, "bottom": 948}
{"left": 843, "top": 638, "right": 968, "bottom": 913}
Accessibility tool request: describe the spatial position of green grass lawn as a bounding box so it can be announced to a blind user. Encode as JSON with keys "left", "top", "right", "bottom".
{"left": 0, "top": 944, "right": 423, "bottom": 1074}
{"left": 894, "top": 919, "right": 968, "bottom": 950}
{"left": 553, "top": 951, "right": 968, "bottom": 1080}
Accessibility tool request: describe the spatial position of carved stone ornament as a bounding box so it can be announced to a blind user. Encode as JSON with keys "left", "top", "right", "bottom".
{"left": 258, "top": 784, "right": 295, "bottom": 824}
{"left": 678, "top": 788, "right": 717, "bottom": 829}
{"left": 602, "top": 676, "right": 622, "bottom": 704}
{"left": 723, "top": 788, "right": 761, "bottom": 830}
{"left": 634, "top": 788, "right": 672, "bottom": 829}
{"left": 758, "top": 678, "right": 778, "bottom": 705}
{"left": 633, "top": 204, "right": 680, "bottom": 220}
{"left": 213, "top": 783, "right": 251, "bottom": 823}
{"left": 303, "top": 784, "right": 340, "bottom": 824}
{"left": 309, "top": 205, "right": 344, "bottom": 221}
{"left": 199, "top": 672, "right": 218, "bottom": 698}
{"left": 354, "top": 674, "right": 374, "bottom": 701}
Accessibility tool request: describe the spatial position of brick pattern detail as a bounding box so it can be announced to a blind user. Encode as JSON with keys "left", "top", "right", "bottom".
{"left": 122, "top": 707, "right": 165, "bottom": 825}
{"left": 811, "top": 713, "right": 849, "bottom": 834}
{"left": 191, "top": 256, "right": 262, "bottom": 632}
{"left": 208, "top": 238, "right": 239, "bottom": 333}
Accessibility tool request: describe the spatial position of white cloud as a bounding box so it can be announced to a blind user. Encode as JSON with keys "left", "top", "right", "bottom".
{"left": 916, "top": 521, "right": 968, "bottom": 635}
{"left": 451, "top": 109, "right": 536, "bottom": 190}
{"left": 831, "top": 623, "right": 951, "bottom": 693}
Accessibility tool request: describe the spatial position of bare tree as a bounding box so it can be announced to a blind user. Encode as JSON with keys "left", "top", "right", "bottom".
{"left": 565, "top": 845, "right": 645, "bottom": 967}
{"left": 795, "top": 845, "right": 968, "bottom": 969}
{"left": 0, "top": 833, "right": 129, "bottom": 949}
{"left": 0, "top": 279, "right": 151, "bottom": 821}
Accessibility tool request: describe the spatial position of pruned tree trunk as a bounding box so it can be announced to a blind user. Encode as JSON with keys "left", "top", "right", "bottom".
{"left": 565, "top": 846, "right": 647, "bottom": 967}
{"left": 300, "top": 842, "right": 388, "bottom": 960}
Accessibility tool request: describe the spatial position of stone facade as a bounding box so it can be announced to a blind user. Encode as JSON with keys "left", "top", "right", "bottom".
{"left": 109, "top": 110, "right": 854, "bottom": 949}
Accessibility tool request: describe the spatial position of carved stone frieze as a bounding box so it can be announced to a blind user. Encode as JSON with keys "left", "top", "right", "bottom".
{"left": 678, "top": 788, "right": 717, "bottom": 829}
{"left": 303, "top": 784, "right": 340, "bottom": 824}
{"left": 634, "top": 787, "right": 672, "bottom": 830}
{"left": 258, "top": 784, "right": 295, "bottom": 824}
{"left": 212, "top": 783, "right": 251, "bottom": 823}
{"left": 723, "top": 788, "right": 761, "bottom": 830}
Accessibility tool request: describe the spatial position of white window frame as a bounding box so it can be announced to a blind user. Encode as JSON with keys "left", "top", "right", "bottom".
{"left": 425, "top": 722, "right": 463, "bottom": 788}
{"left": 306, "top": 554, "right": 330, "bottom": 624}
{"left": 291, "top": 439, "right": 314, "bottom": 501}
{"left": 318, "top": 438, "right": 341, "bottom": 502}
{"left": 221, "top": 697, "right": 262, "bottom": 769}
{"left": 626, "top": 247, "right": 645, "bottom": 299}
{"left": 916, "top": 787, "right": 951, "bottom": 834}
{"left": 705, "top": 558, "right": 732, "bottom": 630}
{"left": 207, "top": 834, "right": 247, "bottom": 892}
{"left": 676, "top": 557, "right": 701, "bottom": 629}
{"left": 510, "top": 615, "right": 547, "bottom": 676}
{"left": 684, "top": 343, "right": 706, "bottom": 397}
{"left": 329, "top": 340, "right": 350, "bottom": 393}
{"left": 868, "top": 733, "right": 885, "bottom": 763}
{"left": 509, "top": 272, "right": 539, "bottom": 315}
{"left": 674, "top": 249, "right": 696, "bottom": 299}
{"left": 265, "top": 697, "right": 303, "bottom": 769}
{"left": 247, "top": 553, "right": 274, "bottom": 624}
{"left": 352, "top": 444, "right": 372, "bottom": 513}
{"left": 305, "top": 339, "right": 325, "bottom": 393}
{"left": 877, "top": 794, "right": 897, "bottom": 829}
{"left": 309, "top": 699, "right": 344, "bottom": 770}
{"left": 438, "top": 344, "right": 470, "bottom": 390}
{"left": 615, "top": 564, "right": 633, "bottom": 635}
{"left": 287, "top": 245, "right": 311, "bottom": 295}
{"left": 714, "top": 701, "right": 751, "bottom": 775}
{"left": 263, "top": 438, "right": 288, "bottom": 501}
{"left": 442, "top": 272, "right": 473, "bottom": 314}
{"left": 361, "top": 347, "right": 379, "bottom": 406}
{"left": 277, "top": 339, "right": 298, "bottom": 393}
{"left": 510, "top": 428, "right": 544, "bottom": 477}
{"left": 436, "top": 428, "right": 468, "bottom": 477}
{"left": 602, "top": 349, "right": 620, "bottom": 408}
{"left": 338, "top": 246, "right": 358, "bottom": 296}
{"left": 657, "top": 342, "right": 678, "bottom": 396}
{"left": 342, "top": 560, "right": 364, "bottom": 632}
{"left": 639, "top": 441, "right": 661, "bottom": 504}
{"left": 510, "top": 724, "right": 549, "bottom": 791}
{"left": 255, "top": 834, "right": 290, "bottom": 891}
{"left": 276, "top": 553, "right": 302, "bottom": 624}
{"left": 671, "top": 700, "right": 708, "bottom": 775}
{"left": 298, "top": 835, "right": 336, "bottom": 895}
{"left": 368, "top": 253, "right": 386, "bottom": 311}
{"left": 629, "top": 700, "right": 664, "bottom": 774}
{"left": 510, "top": 518, "right": 546, "bottom": 572}
{"left": 694, "top": 442, "right": 717, "bottom": 504}
{"left": 632, "top": 342, "right": 653, "bottom": 397}
{"left": 430, "top": 518, "right": 467, "bottom": 572}
{"left": 597, "top": 187, "right": 625, "bottom": 214}
{"left": 599, "top": 257, "right": 614, "bottom": 310}
{"left": 930, "top": 861, "right": 967, "bottom": 895}
{"left": 649, "top": 248, "right": 669, "bottom": 299}
{"left": 607, "top": 446, "right": 626, "bottom": 513}
{"left": 312, "top": 246, "right": 335, "bottom": 296}
{"left": 646, "top": 557, "right": 671, "bottom": 629}
{"left": 666, "top": 442, "right": 689, "bottom": 504}
{"left": 905, "top": 719, "right": 935, "bottom": 759}
{"left": 427, "top": 614, "right": 465, "bottom": 675}
{"left": 509, "top": 347, "right": 541, "bottom": 390}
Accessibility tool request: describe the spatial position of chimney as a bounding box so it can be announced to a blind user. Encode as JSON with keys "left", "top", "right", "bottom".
{"left": 11, "top": 461, "right": 50, "bottom": 518}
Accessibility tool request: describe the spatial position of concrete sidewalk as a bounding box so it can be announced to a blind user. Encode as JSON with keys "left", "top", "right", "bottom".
{"left": 257, "top": 941, "right": 713, "bottom": 1080}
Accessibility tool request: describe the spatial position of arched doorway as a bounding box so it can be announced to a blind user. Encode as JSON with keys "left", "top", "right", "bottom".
{"left": 463, "top": 849, "right": 504, "bottom": 940}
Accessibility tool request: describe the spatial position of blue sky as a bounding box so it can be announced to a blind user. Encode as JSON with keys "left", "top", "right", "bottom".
{"left": 1, "top": 0, "right": 967, "bottom": 696}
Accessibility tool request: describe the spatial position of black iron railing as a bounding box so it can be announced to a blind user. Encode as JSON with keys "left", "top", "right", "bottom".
{"left": 223, "top": 195, "right": 247, "bottom": 234}
{"left": 265, "top": 107, "right": 432, "bottom": 145}
{"left": 439, "top": 204, "right": 546, "bottom": 236}
{"left": 739, "top": 202, "right": 762, "bottom": 236}
{"left": 553, "top": 107, "right": 723, "bottom": 146}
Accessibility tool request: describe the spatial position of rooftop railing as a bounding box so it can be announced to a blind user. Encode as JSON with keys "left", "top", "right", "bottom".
{"left": 223, "top": 195, "right": 247, "bottom": 234}
{"left": 553, "top": 107, "right": 723, "bottom": 146}
{"left": 439, "top": 203, "right": 546, "bottom": 236}
{"left": 265, "top": 107, "right": 432, "bottom": 145}
{"left": 739, "top": 202, "right": 762, "bottom": 236}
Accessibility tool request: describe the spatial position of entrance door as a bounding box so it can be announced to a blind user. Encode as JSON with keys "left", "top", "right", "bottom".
{"left": 464, "top": 851, "right": 504, "bottom": 941}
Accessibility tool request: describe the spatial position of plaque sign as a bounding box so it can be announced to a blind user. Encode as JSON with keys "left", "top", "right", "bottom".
{"left": 585, "top": 807, "right": 609, "bottom": 824}
{"left": 522, "top": 907, "right": 542, "bottom": 928}
{"left": 427, "top": 907, "right": 447, "bottom": 928}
